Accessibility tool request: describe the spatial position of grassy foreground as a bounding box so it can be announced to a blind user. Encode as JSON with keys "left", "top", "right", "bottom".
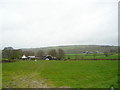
{"left": 2, "top": 60, "right": 119, "bottom": 88}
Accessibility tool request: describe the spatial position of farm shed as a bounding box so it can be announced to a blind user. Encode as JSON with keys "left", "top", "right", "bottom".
{"left": 21, "top": 55, "right": 28, "bottom": 60}
{"left": 45, "top": 55, "right": 53, "bottom": 60}
{"left": 28, "top": 56, "right": 36, "bottom": 60}
{"left": 44, "top": 55, "right": 57, "bottom": 60}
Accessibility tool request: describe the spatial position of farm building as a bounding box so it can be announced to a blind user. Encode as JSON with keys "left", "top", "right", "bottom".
{"left": 28, "top": 56, "right": 37, "bottom": 60}
{"left": 21, "top": 55, "right": 28, "bottom": 60}
{"left": 42, "top": 55, "right": 57, "bottom": 60}
{"left": 21, "top": 54, "right": 57, "bottom": 60}
{"left": 21, "top": 55, "right": 37, "bottom": 60}
{"left": 45, "top": 55, "right": 53, "bottom": 60}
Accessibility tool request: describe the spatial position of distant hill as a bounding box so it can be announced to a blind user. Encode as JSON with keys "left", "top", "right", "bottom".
{"left": 21, "top": 45, "right": 118, "bottom": 54}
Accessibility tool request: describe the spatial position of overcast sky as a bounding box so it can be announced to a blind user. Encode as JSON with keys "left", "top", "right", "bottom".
{"left": 0, "top": 0, "right": 119, "bottom": 49}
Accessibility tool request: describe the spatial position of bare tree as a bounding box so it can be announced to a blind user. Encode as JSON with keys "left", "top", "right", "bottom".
{"left": 48, "top": 49, "right": 57, "bottom": 57}
{"left": 23, "top": 50, "right": 34, "bottom": 56}
{"left": 36, "top": 50, "right": 44, "bottom": 59}
{"left": 57, "top": 48, "right": 65, "bottom": 60}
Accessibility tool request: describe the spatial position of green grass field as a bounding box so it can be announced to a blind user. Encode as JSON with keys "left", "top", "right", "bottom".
{"left": 2, "top": 60, "right": 119, "bottom": 88}
{"left": 64, "top": 54, "right": 119, "bottom": 59}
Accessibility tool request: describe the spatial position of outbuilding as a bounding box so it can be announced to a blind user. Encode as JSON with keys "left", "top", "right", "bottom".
{"left": 21, "top": 55, "right": 28, "bottom": 60}
{"left": 28, "top": 56, "right": 36, "bottom": 60}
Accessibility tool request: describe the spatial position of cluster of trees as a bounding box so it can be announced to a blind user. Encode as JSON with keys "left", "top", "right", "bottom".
{"left": 36, "top": 48, "right": 65, "bottom": 60}
{"left": 2, "top": 47, "right": 23, "bottom": 60}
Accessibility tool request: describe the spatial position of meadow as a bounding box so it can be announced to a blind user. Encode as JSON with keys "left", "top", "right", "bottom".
{"left": 2, "top": 60, "right": 119, "bottom": 88}
{"left": 64, "top": 53, "right": 119, "bottom": 60}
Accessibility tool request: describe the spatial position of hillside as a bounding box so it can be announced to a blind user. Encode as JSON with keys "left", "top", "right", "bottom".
{"left": 21, "top": 45, "right": 118, "bottom": 54}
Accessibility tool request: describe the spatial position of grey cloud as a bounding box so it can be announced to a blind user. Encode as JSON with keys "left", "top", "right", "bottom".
{"left": 0, "top": 0, "right": 118, "bottom": 49}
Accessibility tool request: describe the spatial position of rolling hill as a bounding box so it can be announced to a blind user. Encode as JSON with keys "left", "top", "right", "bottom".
{"left": 21, "top": 45, "right": 118, "bottom": 54}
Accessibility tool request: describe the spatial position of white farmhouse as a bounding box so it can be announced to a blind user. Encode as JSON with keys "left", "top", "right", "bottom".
{"left": 21, "top": 55, "right": 27, "bottom": 60}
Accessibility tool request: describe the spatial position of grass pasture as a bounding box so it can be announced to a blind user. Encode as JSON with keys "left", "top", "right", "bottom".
{"left": 2, "top": 60, "right": 119, "bottom": 88}
{"left": 64, "top": 54, "right": 119, "bottom": 60}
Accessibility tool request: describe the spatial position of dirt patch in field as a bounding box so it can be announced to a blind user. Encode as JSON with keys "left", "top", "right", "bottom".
{"left": 3, "top": 74, "right": 56, "bottom": 88}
